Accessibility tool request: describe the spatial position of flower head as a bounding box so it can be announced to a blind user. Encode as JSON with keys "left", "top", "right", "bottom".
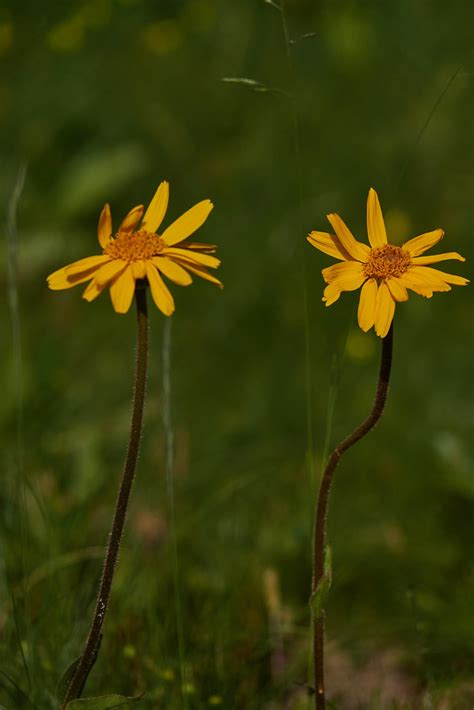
{"left": 47, "top": 182, "right": 222, "bottom": 315}
{"left": 307, "top": 188, "right": 468, "bottom": 337}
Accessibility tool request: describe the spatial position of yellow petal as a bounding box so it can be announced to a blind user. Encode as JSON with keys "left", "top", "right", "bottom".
{"left": 152, "top": 257, "right": 192, "bottom": 285}
{"left": 98, "top": 203, "right": 112, "bottom": 249}
{"left": 411, "top": 265, "right": 469, "bottom": 287}
{"left": 161, "top": 200, "right": 213, "bottom": 246}
{"left": 357, "top": 278, "right": 378, "bottom": 331}
{"left": 366, "top": 188, "right": 387, "bottom": 248}
{"left": 402, "top": 229, "right": 444, "bottom": 256}
{"left": 171, "top": 259, "right": 223, "bottom": 288}
{"left": 374, "top": 282, "right": 395, "bottom": 338}
{"left": 65, "top": 255, "right": 111, "bottom": 277}
{"left": 399, "top": 269, "right": 448, "bottom": 297}
{"left": 411, "top": 251, "right": 466, "bottom": 266}
{"left": 322, "top": 283, "right": 341, "bottom": 306}
{"left": 82, "top": 278, "right": 106, "bottom": 302}
{"left": 163, "top": 247, "right": 220, "bottom": 269}
{"left": 322, "top": 260, "right": 365, "bottom": 284}
{"left": 132, "top": 260, "right": 147, "bottom": 279}
{"left": 95, "top": 259, "right": 127, "bottom": 286}
{"left": 119, "top": 205, "right": 144, "bottom": 233}
{"left": 386, "top": 277, "right": 408, "bottom": 302}
{"left": 141, "top": 181, "right": 169, "bottom": 233}
{"left": 145, "top": 262, "right": 175, "bottom": 315}
{"left": 47, "top": 265, "right": 99, "bottom": 291}
{"left": 307, "top": 231, "right": 352, "bottom": 261}
{"left": 321, "top": 262, "right": 366, "bottom": 298}
{"left": 326, "top": 213, "right": 370, "bottom": 262}
{"left": 110, "top": 266, "right": 135, "bottom": 313}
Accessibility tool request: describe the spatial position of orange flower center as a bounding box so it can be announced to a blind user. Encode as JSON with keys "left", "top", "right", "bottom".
{"left": 364, "top": 244, "right": 411, "bottom": 279}
{"left": 104, "top": 229, "right": 166, "bottom": 262}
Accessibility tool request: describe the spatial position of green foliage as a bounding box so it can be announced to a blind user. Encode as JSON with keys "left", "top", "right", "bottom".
{"left": 0, "top": 0, "right": 473, "bottom": 708}
{"left": 66, "top": 695, "right": 143, "bottom": 710}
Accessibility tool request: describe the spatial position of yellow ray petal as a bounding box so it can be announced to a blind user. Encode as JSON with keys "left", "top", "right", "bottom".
{"left": 357, "top": 278, "right": 378, "bottom": 331}
{"left": 141, "top": 181, "right": 169, "bottom": 233}
{"left": 374, "top": 281, "right": 395, "bottom": 338}
{"left": 322, "top": 283, "right": 341, "bottom": 307}
{"left": 366, "top": 188, "right": 387, "bottom": 248}
{"left": 307, "top": 231, "right": 352, "bottom": 261}
{"left": 386, "top": 277, "right": 408, "bottom": 302}
{"left": 411, "top": 251, "right": 466, "bottom": 266}
{"left": 326, "top": 213, "right": 370, "bottom": 262}
{"left": 410, "top": 265, "right": 469, "bottom": 287}
{"left": 171, "top": 259, "right": 223, "bottom": 288}
{"left": 109, "top": 265, "right": 135, "bottom": 313}
{"left": 145, "top": 262, "right": 175, "bottom": 315}
{"left": 161, "top": 200, "right": 213, "bottom": 246}
{"left": 163, "top": 247, "right": 220, "bottom": 269}
{"left": 119, "top": 205, "right": 144, "bottom": 233}
{"left": 152, "top": 257, "right": 193, "bottom": 285}
{"left": 402, "top": 229, "right": 444, "bottom": 256}
{"left": 399, "top": 269, "right": 448, "bottom": 297}
{"left": 132, "top": 260, "right": 146, "bottom": 279}
{"left": 98, "top": 203, "right": 112, "bottom": 249}
{"left": 94, "top": 259, "right": 127, "bottom": 286}
{"left": 322, "top": 261, "right": 365, "bottom": 284}
{"left": 47, "top": 265, "right": 100, "bottom": 291}
{"left": 65, "top": 254, "right": 111, "bottom": 277}
{"left": 82, "top": 278, "right": 106, "bottom": 302}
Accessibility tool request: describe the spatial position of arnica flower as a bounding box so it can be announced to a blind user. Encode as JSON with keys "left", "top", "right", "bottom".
{"left": 307, "top": 188, "right": 468, "bottom": 337}
{"left": 47, "top": 182, "right": 222, "bottom": 315}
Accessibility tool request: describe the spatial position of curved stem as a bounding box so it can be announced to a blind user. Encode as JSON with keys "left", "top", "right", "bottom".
{"left": 62, "top": 287, "right": 149, "bottom": 707}
{"left": 312, "top": 324, "right": 394, "bottom": 709}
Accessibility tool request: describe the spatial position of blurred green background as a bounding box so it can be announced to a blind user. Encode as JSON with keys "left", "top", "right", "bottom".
{"left": 1, "top": 0, "right": 473, "bottom": 707}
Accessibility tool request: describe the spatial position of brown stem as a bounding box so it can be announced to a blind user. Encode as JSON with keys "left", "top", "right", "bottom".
{"left": 312, "top": 324, "right": 394, "bottom": 709}
{"left": 62, "top": 287, "right": 149, "bottom": 707}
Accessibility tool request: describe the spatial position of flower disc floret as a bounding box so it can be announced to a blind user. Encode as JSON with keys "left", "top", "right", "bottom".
{"left": 364, "top": 245, "right": 411, "bottom": 280}
{"left": 104, "top": 229, "right": 166, "bottom": 262}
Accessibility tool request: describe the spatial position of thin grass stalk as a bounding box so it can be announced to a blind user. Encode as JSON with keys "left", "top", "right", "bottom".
{"left": 62, "top": 286, "right": 149, "bottom": 707}
{"left": 312, "top": 324, "right": 394, "bottom": 709}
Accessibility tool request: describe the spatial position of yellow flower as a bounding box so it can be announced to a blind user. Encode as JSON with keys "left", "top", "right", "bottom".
{"left": 47, "top": 182, "right": 222, "bottom": 315}
{"left": 307, "top": 188, "right": 468, "bottom": 337}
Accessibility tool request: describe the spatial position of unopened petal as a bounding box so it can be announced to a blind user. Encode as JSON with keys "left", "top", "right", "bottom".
{"left": 411, "top": 252, "right": 466, "bottom": 266}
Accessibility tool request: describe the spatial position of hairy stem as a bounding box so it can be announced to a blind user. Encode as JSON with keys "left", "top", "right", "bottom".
{"left": 62, "top": 287, "right": 149, "bottom": 707}
{"left": 312, "top": 325, "right": 394, "bottom": 709}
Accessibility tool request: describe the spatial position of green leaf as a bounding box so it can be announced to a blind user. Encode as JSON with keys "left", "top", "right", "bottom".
{"left": 66, "top": 693, "right": 144, "bottom": 709}
{"left": 57, "top": 657, "right": 81, "bottom": 703}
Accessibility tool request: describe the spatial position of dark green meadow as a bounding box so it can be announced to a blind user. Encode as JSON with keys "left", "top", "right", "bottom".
{"left": 1, "top": 1, "right": 473, "bottom": 707}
